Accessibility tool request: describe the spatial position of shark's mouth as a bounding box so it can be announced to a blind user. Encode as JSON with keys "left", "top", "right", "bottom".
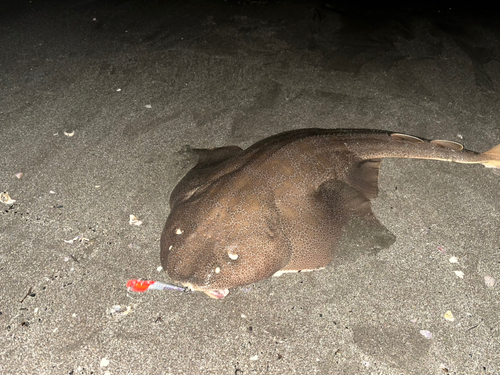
{"left": 183, "top": 283, "right": 229, "bottom": 299}
{"left": 203, "top": 289, "right": 230, "bottom": 299}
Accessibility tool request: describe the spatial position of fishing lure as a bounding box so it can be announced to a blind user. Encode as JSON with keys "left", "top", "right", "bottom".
{"left": 127, "top": 279, "right": 187, "bottom": 293}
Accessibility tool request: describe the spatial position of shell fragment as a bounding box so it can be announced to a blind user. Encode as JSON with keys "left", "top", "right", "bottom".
{"left": 129, "top": 215, "right": 143, "bottom": 226}
{"left": 0, "top": 192, "right": 16, "bottom": 205}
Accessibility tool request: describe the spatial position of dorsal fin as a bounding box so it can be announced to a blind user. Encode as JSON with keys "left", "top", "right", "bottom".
{"left": 430, "top": 139, "right": 464, "bottom": 151}
{"left": 390, "top": 133, "right": 424, "bottom": 143}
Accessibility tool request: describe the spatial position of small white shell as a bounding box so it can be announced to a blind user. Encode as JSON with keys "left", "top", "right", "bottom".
{"left": 129, "top": 215, "right": 143, "bottom": 226}
{"left": 419, "top": 330, "right": 432, "bottom": 339}
{"left": 215, "top": 267, "right": 221, "bottom": 274}
{"left": 444, "top": 310, "right": 455, "bottom": 322}
{"left": 454, "top": 271, "right": 464, "bottom": 279}
{"left": 175, "top": 228, "right": 183, "bottom": 235}
{"left": 0, "top": 192, "right": 16, "bottom": 205}
{"left": 484, "top": 276, "right": 496, "bottom": 288}
{"left": 64, "top": 130, "right": 75, "bottom": 137}
{"left": 64, "top": 235, "right": 88, "bottom": 244}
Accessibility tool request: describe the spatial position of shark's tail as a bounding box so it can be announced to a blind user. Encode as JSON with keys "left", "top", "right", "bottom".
{"left": 481, "top": 144, "right": 500, "bottom": 168}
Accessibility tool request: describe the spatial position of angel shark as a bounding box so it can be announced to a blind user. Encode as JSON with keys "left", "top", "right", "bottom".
{"left": 160, "top": 129, "right": 500, "bottom": 299}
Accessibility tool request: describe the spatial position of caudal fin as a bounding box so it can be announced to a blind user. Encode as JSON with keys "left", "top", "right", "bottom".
{"left": 481, "top": 144, "right": 500, "bottom": 168}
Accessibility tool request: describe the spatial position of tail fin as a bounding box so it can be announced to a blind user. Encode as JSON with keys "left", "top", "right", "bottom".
{"left": 481, "top": 144, "right": 500, "bottom": 168}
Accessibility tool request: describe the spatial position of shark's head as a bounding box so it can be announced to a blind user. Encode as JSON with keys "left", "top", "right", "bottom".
{"left": 160, "top": 187, "right": 292, "bottom": 299}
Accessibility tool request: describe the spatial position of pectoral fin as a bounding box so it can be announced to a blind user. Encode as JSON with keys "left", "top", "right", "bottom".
{"left": 170, "top": 145, "right": 244, "bottom": 207}
{"left": 314, "top": 166, "right": 395, "bottom": 267}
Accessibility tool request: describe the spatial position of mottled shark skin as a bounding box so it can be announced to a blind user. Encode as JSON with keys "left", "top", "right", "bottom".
{"left": 160, "top": 128, "right": 500, "bottom": 299}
